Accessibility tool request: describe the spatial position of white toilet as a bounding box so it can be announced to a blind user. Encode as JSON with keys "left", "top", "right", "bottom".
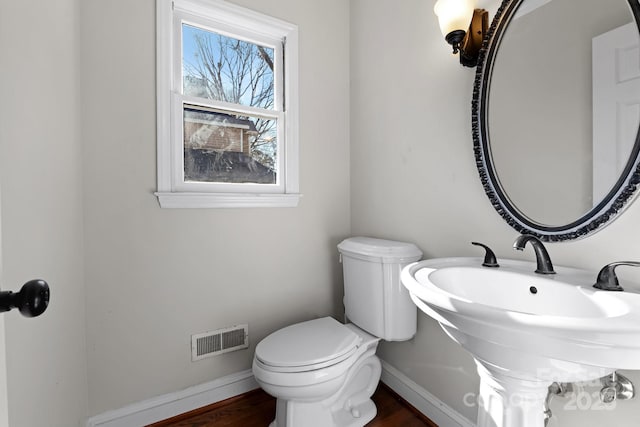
{"left": 252, "top": 237, "right": 422, "bottom": 427}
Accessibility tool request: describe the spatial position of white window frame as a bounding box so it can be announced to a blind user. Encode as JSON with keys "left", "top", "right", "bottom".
{"left": 156, "top": 0, "right": 300, "bottom": 208}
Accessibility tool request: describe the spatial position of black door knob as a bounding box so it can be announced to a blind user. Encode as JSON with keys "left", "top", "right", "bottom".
{"left": 0, "top": 279, "right": 50, "bottom": 317}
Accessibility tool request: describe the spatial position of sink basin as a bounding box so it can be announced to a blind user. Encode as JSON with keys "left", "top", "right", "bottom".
{"left": 402, "top": 257, "right": 640, "bottom": 427}
{"left": 421, "top": 263, "right": 629, "bottom": 318}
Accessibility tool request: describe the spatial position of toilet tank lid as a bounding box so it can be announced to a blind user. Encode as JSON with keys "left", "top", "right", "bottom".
{"left": 337, "top": 237, "right": 422, "bottom": 263}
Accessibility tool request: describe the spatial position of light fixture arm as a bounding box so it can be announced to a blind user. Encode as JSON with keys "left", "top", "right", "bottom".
{"left": 444, "top": 9, "right": 489, "bottom": 67}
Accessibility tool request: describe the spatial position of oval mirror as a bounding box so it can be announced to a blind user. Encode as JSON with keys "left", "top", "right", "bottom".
{"left": 473, "top": 0, "right": 640, "bottom": 241}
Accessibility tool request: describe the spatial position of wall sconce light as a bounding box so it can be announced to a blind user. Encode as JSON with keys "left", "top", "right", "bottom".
{"left": 434, "top": 0, "right": 488, "bottom": 67}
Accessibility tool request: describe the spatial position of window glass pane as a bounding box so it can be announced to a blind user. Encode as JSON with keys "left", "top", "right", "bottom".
{"left": 183, "top": 106, "right": 277, "bottom": 184}
{"left": 182, "top": 24, "right": 275, "bottom": 110}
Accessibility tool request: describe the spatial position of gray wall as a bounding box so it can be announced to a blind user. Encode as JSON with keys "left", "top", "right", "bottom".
{"left": 0, "top": 0, "right": 350, "bottom": 423}
{"left": 80, "top": 0, "right": 351, "bottom": 416}
{"left": 350, "top": 0, "right": 640, "bottom": 425}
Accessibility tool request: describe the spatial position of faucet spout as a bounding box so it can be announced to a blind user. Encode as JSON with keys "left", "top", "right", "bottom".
{"left": 513, "top": 234, "right": 556, "bottom": 275}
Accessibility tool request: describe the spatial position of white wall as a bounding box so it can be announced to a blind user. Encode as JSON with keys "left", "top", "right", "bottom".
{"left": 350, "top": 0, "right": 640, "bottom": 426}
{"left": 79, "top": 0, "right": 351, "bottom": 416}
{"left": 0, "top": 0, "right": 89, "bottom": 426}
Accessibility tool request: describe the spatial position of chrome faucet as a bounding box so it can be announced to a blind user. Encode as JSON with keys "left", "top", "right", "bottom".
{"left": 513, "top": 234, "right": 556, "bottom": 275}
{"left": 593, "top": 261, "right": 640, "bottom": 291}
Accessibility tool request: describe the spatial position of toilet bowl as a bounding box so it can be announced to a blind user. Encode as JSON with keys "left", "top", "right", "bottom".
{"left": 252, "top": 237, "right": 422, "bottom": 427}
{"left": 253, "top": 317, "right": 381, "bottom": 427}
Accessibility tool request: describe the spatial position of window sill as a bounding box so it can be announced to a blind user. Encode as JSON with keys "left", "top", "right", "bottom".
{"left": 154, "top": 192, "right": 301, "bottom": 208}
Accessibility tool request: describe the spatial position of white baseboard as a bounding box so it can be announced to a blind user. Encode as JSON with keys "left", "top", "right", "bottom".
{"left": 380, "top": 360, "right": 476, "bottom": 427}
{"left": 86, "top": 362, "right": 474, "bottom": 427}
{"left": 85, "top": 370, "right": 258, "bottom": 427}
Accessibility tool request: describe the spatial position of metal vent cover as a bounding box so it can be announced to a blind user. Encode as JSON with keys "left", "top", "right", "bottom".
{"left": 191, "top": 324, "right": 249, "bottom": 361}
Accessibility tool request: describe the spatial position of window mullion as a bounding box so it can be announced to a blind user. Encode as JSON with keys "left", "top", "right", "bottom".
{"left": 177, "top": 93, "right": 283, "bottom": 121}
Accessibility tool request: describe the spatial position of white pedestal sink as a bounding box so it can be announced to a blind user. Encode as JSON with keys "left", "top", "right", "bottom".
{"left": 401, "top": 257, "right": 640, "bottom": 427}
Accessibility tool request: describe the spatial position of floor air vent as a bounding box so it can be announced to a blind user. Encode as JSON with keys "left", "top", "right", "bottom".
{"left": 191, "top": 324, "right": 249, "bottom": 361}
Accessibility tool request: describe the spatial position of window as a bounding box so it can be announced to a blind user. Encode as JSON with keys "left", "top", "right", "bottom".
{"left": 156, "top": 0, "right": 300, "bottom": 208}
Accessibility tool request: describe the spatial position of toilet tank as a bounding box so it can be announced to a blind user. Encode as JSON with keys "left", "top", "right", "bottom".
{"left": 337, "top": 237, "right": 422, "bottom": 341}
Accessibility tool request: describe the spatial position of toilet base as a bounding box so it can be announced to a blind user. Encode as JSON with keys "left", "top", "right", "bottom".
{"left": 330, "top": 398, "right": 376, "bottom": 427}
{"left": 269, "top": 399, "right": 376, "bottom": 427}
{"left": 268, "top": 354, "right": 381, "bottom": 427}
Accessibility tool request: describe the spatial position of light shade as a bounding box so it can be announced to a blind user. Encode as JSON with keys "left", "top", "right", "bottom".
{"left": 434, "top": 0, "right": 476, "bottom": 37}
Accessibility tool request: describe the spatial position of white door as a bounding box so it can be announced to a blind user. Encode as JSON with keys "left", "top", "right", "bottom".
{"left": 0, "top": 190, "right": 9, "bottom": 426}
{"left": 592, "top": 22, "right": 640, "bottom": 203}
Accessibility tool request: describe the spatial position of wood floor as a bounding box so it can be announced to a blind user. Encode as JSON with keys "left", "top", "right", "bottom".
{"left": 148, "top": 383, "right": 438, "bottom": 427}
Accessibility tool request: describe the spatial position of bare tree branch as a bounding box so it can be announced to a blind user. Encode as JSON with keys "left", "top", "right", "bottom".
{"left": 183, "top": 30, "right": 277, "bottom": 166}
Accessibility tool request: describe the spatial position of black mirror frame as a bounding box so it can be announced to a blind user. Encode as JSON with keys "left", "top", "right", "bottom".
{"left": 472, "top": 0, "right": 640, "bottom": 242}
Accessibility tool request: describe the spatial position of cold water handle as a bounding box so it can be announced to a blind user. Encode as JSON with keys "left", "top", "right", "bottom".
{"left": 0, "top": 279, "right": 50, "bottom": 317}
{"left": 593, "top": 261, "right": 640, "bottom": 292}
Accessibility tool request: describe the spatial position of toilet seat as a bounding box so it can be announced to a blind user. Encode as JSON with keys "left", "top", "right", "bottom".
{"left": 255, "top": 317, "right": 362, "bottom": 373}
